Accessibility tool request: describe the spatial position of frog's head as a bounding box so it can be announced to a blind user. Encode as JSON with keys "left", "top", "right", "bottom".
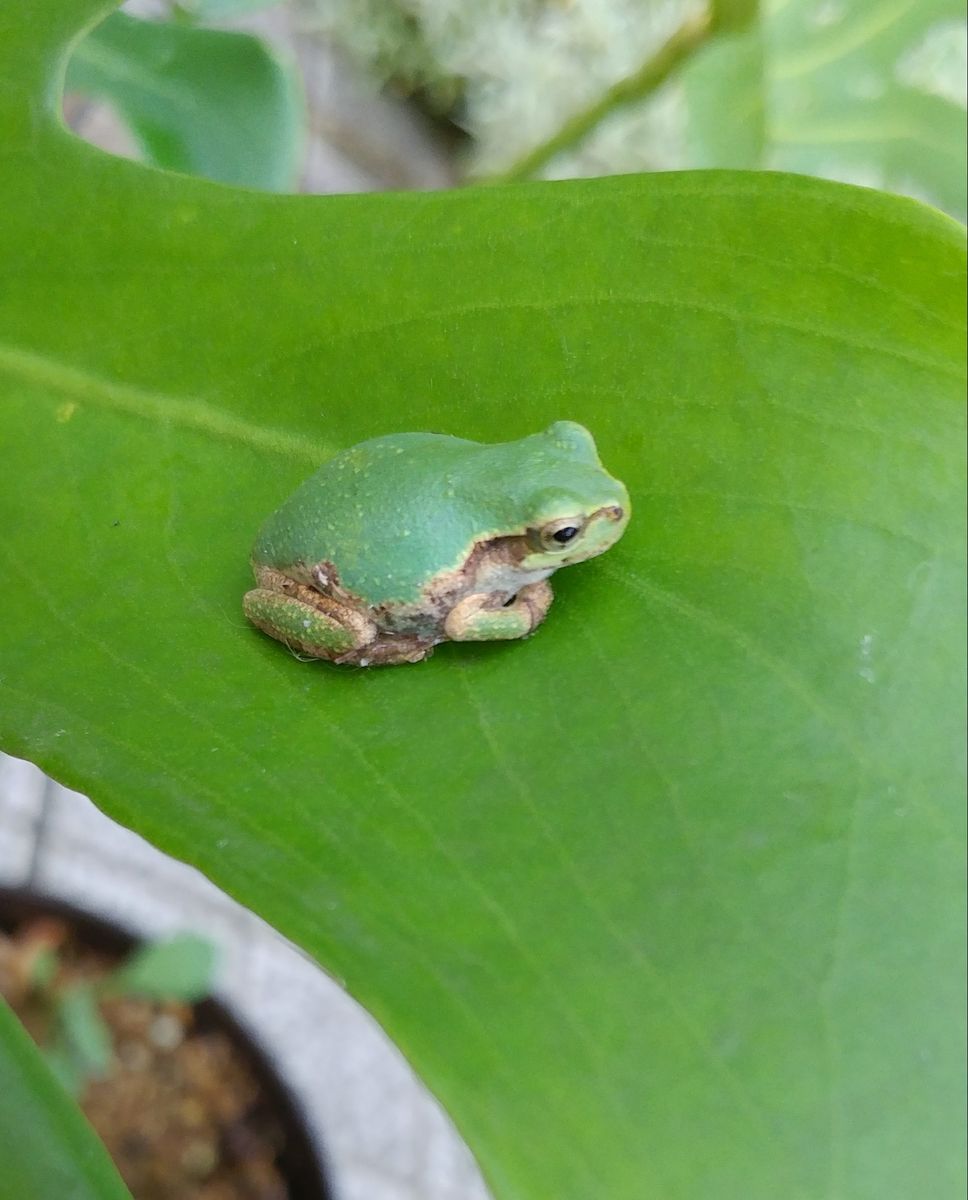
{"left": 516, "top": 422, "right": 631, "bottom": 570}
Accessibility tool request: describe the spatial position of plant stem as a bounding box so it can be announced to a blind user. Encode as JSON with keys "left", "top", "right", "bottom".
{"left": 486, "top": 8, "right": 713, "bottom": 185}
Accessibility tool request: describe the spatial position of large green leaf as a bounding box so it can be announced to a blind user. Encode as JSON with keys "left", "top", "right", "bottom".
{"left": 684, "top": 0, "right": 968, "bottom": 218}
{"left": 0, "top": 997, "right": 133, "bottom": 1200}
{"left": 1, "top": 3, "right": 965, "bottom": 1198}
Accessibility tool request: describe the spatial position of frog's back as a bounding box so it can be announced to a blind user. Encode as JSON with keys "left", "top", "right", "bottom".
{"left": 252, "top": 424, "right": 620, "bottom": 605}
{"left": 252, "top": 433, "right": 496, "bottom": 603}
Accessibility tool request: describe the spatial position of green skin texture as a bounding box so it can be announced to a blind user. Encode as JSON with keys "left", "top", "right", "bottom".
{"left": 244, "top": 421, "right": 630, "bottom": 666}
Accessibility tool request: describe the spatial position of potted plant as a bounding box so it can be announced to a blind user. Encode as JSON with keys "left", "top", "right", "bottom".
{"left": 0, "top": 888, "right": 332, "bottom": 1200}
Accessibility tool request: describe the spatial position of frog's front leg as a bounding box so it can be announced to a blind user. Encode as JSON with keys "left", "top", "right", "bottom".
{"left": 244, "top": 565, "right": 376, "bottom": 661}
{"left": 443, "top": 580, "right": 553, "bottom": 643}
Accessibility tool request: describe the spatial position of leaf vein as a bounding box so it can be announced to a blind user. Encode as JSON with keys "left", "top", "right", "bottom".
{"left": 0, "top": 342, "right": 330, "bottom": 463}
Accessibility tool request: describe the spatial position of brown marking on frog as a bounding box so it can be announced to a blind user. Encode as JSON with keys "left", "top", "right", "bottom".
{"left": 250, "top": 532, "right": 555, "bottom": 666}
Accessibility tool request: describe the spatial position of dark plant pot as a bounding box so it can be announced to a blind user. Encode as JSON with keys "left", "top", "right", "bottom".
{"left": 0, "top": 886, "right": 334, "bottom": 1200}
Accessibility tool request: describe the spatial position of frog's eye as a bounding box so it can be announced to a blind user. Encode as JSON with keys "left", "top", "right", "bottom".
{"left": 533, "top": 517, "right": 585, "bottom": 552}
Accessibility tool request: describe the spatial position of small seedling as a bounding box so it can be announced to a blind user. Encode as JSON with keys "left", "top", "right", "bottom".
{"left": 26, "top": 929, "right": 217, "bottom": 1094}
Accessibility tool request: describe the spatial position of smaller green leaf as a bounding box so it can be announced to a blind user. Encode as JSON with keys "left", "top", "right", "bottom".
{"left": 28, "top": 946, "right": 59, "bottom": 991}
{"left": 107, "top": 934, "right": 217, "bottom": 1003}
{"left": 175, "top": 0, "right": 284, "bottom": 20}
{"left": 65, "top": 11, "right": 304, "bottom": 191}
{"left": 0, "top": 995, "right": 133, "bottom": 1200}
{"left": 682, "top": 0, "right": 967, "bottom": 217}
{"left": 42, "top": 1041, "right": 89, "bottom": 1096}
{"left": 51, "top": 986, "right": 113, "bottom": 1092}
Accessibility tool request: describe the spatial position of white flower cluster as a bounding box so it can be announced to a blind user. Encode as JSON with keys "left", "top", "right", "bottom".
{"left": 298, "top": 0, "right": 698, "bottom": 175}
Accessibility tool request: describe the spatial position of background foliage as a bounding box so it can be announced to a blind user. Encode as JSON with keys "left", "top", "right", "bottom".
{"left": 298, "top": 0, "right": 967, "bottom": 214}
{"left": 66, "top": 8, "right": 303, "bottom": 190}
{"left": 1, "top": 1, "right": 965, "bottom": 1199}
{"left": 64, "top": 0, "right": 967, "bottom": 215}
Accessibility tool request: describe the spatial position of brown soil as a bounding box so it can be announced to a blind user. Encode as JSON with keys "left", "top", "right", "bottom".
{"left": 0, "top": 912, "right": 302, "bottom": 1200}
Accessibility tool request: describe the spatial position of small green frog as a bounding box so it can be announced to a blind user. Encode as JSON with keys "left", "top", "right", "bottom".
{"left": 243, "top": 421, "right": 630, "bottom": 666}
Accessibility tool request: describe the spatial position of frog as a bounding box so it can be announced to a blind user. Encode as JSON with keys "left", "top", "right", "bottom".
{"left": 243, "top": 420, "right": 630, "bottom": 667}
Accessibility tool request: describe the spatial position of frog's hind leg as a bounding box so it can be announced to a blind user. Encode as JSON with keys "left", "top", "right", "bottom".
{"left": 244, "top": 566, "right": 376, "bottom": 661}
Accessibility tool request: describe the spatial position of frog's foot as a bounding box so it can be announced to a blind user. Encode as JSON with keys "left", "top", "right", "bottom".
{"left": 443, "top": 580, "right": 553, "bottom": 643}
{"left": 244, "top": 567, "right": 377, "bottom": 662}
{"left": 334, "top": 635, "right": 436, "bottom": 668}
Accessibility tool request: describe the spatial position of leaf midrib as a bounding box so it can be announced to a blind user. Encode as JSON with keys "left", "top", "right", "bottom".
{"left": 0, "top": 342, "right": 330, "bottom": 462}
